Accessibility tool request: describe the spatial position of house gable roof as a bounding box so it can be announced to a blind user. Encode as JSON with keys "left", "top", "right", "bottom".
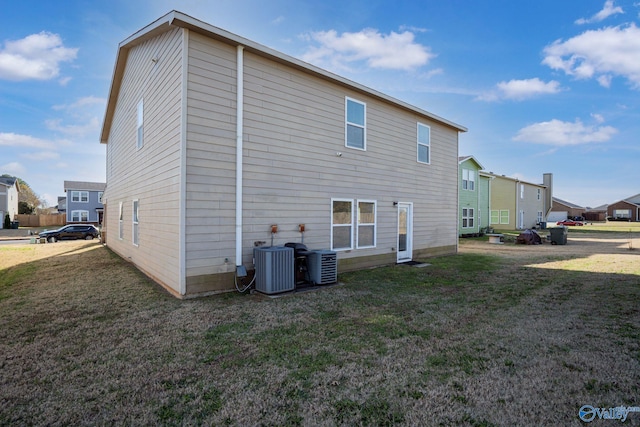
{"left": 64, "top": 181, "right": 106, "bottom": 192}
{"left": 481, "top": 172, "right": 546, "bottom": 189}
{"left": 100, "top": 10, "right": 467, "bottom": 144}
{"left": 458, "top": 155, "right": 484, "bottom": 170}
{"left": 552, "top": 197, "right": 584, "bottom": 209}
{"left": 0, "top": 177, "right": 20, "bottom": 191}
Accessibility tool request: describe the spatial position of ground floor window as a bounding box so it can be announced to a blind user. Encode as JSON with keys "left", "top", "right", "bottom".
{"left": 332, "top": 198, "right": 378, "bottom": 251}
{"left": 332, "top": 199, "right": 353, "bottom": 250}
{"left": 537, "top": 211, "right": 543, "bottom": 224}
{"left": 614, "top": 209, "right": 630, "bottom": 219}
{"left": 500, "top": 210, "right": 510, "bottom": 224}
{"left": 462, "top": 208, "right": 475, "bottom": 228}
{"left": 357, "top": 200, "right": 376, "bottom": 248}
{"left": 118, "top": 202, "right": 124, "bottom": 240}
{"left": 490, "top": 210, "right": 499, "bottom": 224}
{"left": 132, "top": 199, "right": 139, "bottom": 246}
{"left": 71, "top": 210, "right": 88, "bottom": 222}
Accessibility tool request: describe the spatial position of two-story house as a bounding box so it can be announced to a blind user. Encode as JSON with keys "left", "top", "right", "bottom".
{"left": 0, "top": 176, "right": 20, "bottom": 228}
{"left": 99, "top": 11, "right": 467, "bottom": 298}
{"left": 485, "top": 173, "right": 553, "bottom": 230}
{"left": 64, "top": 181, "right": 106, "bottom": 226}
{"left": 458, "top": 156, "right": 492, "bottom": 236}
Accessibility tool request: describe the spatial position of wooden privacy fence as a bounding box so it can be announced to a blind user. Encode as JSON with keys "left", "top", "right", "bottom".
{"left": 16, "top": 214, "right": 66, "bottom": 227}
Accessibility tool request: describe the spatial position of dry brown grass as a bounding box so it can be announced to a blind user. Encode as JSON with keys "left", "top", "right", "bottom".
{"left": 1, "top": 232, "right": 639, "bottom": 426}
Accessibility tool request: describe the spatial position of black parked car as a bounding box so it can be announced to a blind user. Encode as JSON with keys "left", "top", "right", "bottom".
{"left": 39, "top": 225, "right": 100, "bottom": 243}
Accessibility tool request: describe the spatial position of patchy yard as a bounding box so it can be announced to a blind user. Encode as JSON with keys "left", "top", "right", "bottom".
{"left": 1, "top": 231, "right": 639, "bottom": 426}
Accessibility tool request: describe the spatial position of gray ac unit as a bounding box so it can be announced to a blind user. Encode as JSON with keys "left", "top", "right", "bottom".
{"left": 254, "top": 246, "right": 295, "bottom": 294}
{"left": 306, "top": 250, "right": 337, "bottom": 285}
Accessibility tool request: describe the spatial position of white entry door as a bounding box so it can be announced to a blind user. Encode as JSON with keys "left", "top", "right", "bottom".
{"left": 397, "top": 202, "right": 413, "bottom": 262}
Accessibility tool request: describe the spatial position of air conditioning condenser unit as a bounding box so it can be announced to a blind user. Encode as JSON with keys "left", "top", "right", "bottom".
{"left": 254, "top": 246, "right": 295, "bottom": 294}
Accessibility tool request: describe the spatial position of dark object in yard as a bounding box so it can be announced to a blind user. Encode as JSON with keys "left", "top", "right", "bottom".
{"left": 516, "top": 229, "right": 542, "bottom": 245}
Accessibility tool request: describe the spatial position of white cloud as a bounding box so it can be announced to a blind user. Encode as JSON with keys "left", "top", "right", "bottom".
{"left": 0, "top": 32, "right": 78, "bottom": 81}
{"left": 52, "top": 96, "right": 106, "bottom": 111}
{"left": 542, "top": 23, "right": 640, "bottom": 88}
{"left": 477, "top": 78, "right": 563, "bottom": 101}
{"left": 21, "top": 151, "right": 60, "bottom": 161}
{"left": 0, "top": 132, "right": 56, "bottom": 149}
{"left": 301, "top": 28, "right": 435, "bottom": 71}
{"left": 575, "top": 0, "right": 624, "bottom": 24}
{"left": 45, "top": 117, "right": 100, "bottom": 137}
{"left": 513, "top": 118, "right": 618, "bottom": 146}
{"left": 0, "top": 161, "right": 26, "bottom": 175}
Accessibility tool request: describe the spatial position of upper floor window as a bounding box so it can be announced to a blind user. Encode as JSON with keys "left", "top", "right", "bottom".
{"left": 537, "top": 188, "right": 541, "bottom": 200}
{"left": 345, "top": 97, "right": 366, "bottom": 150}
{"left": 71, "top": 191, "right": 89, "bottom": 203}
{"left": 462, "top": 169, "right": 475, "bottom": 191}
{"left": 98, "top": 192, "right": 104, "bottom": 204}
{"left": 137, "top": 99, "right": 144, "bottom": 149}
{"left": 417, "top": 123, "right": 430, "bottom": 164}
{"left": 520, "top": 184, "right": 524, "bottom": 199}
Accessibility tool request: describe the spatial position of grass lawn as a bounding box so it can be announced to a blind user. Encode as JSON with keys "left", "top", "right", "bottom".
{"left": 1, "top": 233, "right": 639, "bottom": 426}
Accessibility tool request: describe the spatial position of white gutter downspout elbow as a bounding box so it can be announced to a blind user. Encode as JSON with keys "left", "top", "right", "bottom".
{"left": 235, "top": 45, "right": 244, "bottom": 271}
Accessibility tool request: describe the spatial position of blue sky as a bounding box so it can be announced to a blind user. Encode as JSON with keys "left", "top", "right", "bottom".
{"left": 1, "top": 1, "right": 639, "bottom": 208}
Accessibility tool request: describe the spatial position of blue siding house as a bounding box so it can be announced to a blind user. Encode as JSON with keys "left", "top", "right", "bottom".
{"left": 64, "top": 181, "right": 106, "bottom": 225}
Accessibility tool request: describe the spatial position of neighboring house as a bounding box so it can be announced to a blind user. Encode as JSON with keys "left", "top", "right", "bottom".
{"left": 607, "top": 198, "right": 640, "bottom": 221}
{"left": 57, "top": 196, "right": 67, "bottom": 213}
{"left": 0, "top": 177, "right": 20, "bottom": 228}
{"left": 584, "top": 205, "right": 607, "bottom": 222}
{"left": 484, "top": 172, "right": 553, "bottom": 230}
{"left": 458, "top": 156, "right": 485, "bottom": 236}
{"left": 99, "top": 11, "right": 467, "bottom": 298}
{"left": 548, "top": 197, "right": 584, "bottom": 222}
{"left": 477, "top": 172, "right": 493, "bottom": 232}
{"left": 64, "top": 181, "right": 106, "bottom": 225}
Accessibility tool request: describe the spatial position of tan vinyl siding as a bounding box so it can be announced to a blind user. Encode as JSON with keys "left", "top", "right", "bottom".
{"left": 490, "top": 177, "right": 516, "bottom": 229}
{"left": 182, "top": 34, "right": 459, "bottom": 283}
{"left": 104, "top": 27, "right": 183, "bottom": 294}
{"left": 184, "top": 33, "right": 237, "bottom": 278}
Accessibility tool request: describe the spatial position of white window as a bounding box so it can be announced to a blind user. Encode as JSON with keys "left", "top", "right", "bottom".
{"left": 417, "top": 123, "right": 430, "bottom": 164}
{"left": 462, "top": 208, "right": 475, "bottom": 228}
{"left": 357, "top": 200, "right": 376, "bottom": 248}
{"left": 490, "top": 210, "right": 500, "bottom": 224}
{"left": 614, "top": 209, "right": 630, "bottom": 219}
{"left": 537, "top": 188, "right": 541, "bottom": 200}
{"left": 520, "top": 184, "right": 524, "bottom": 199}
{"left": 118, "top": 202, "right": 124, "bottom": 240}
{"left": 345, "top": 98, "right": 365, "bottom": 150}
{"left": 98, "top": 192, "right": 104, "bottom": 204}
{"left": 537, "top": 211, "right": 543, "bottom": 224}
{"left": 500, "top": 210, "right": 510, "bottom": 224}
{"left": 71, "top": 191, "right": 89, "bottom": 203}
{"left": 137, "top": 99, "right": 144, "bottom": 149}
{"left": 462, "top": 169, "right": 475, "bottom": 191}
{"left": 71, "top": 210, "right": 89, "bottom": 222}
{"left": 331, "top": 199, "right": 353, "bottom": 250}
{"left": 132, "top": 199, "right": 139, "bottom": 246}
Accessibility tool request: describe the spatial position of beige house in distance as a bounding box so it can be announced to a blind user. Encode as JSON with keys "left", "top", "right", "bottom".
{"left": 100, "top": 11, "right": 467, "bottom": 298}
{"left": 485, "top": 173, "right": 553, "bottom": 230}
